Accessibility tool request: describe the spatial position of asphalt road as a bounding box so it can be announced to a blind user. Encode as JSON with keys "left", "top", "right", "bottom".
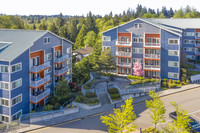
{"left": 28, "top": 87, "right": 200, "bottom": 133}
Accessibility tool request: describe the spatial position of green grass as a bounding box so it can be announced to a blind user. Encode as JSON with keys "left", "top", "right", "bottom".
{"left": 188, "top": 70, "right": 200, "bottom": 76}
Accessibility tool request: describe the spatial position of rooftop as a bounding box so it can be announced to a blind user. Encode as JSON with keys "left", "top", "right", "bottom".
{"left": 74, "top": 47, "right": 93, "bottom": 55}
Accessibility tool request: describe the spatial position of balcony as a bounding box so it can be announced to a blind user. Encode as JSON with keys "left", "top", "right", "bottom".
{"left": 144, "top": 43, "right": 160, "bottom": 48}
{"left": 144, "top": 54, "right": 160, "bottom": 59}
{"left": 195, "top": 51, "right": 200, "bottom": 55}
{"left": 30, "top": 61, "right": 50, "bottom": 73}
{"left": 54, "top": 54, "right": 69, "bottom": 64}
{"left": 144, "top": 64, "right": 160, "bottom": 71}
{"left": 117, "top": 63, "right": 131, "bottom": 68}
{"left": 116, "top": 51, "right": 132, "bottom": 57}
{"left": 116, "top": 41, "right": 132, "bottom": 47}
{"left": 30, "top": 75, "right": 51, "bottom": 88}
{"left": 195, "top": 43, "right": 200, "bottom": 47}
{"left": 30, "top": 88, "right": 50, "bottom": 103}
{"left": 55, "top": 66, "right": 69, "bottom": 76}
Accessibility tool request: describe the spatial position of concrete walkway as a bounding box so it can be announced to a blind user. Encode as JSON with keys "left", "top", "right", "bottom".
{"left": 8, "top": 82, "right": 200, "bottom": 133}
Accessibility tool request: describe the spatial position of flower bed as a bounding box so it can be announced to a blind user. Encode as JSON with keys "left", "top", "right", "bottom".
{"left": 161, "top": 79, "right": 189, "bottom": 89}
{"left": 128, "top": 75, "right": 160, "bottom": 85}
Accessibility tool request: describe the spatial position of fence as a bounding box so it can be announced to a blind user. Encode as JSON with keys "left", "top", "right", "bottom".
{"left": 191, "top": 74, "right": 200, "bottom": 83}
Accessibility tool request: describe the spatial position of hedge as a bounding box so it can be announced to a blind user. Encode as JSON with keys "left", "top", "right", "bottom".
{"left": 85, "top": 92, "right": 97, "bottom": 98}
{"left": 88, "top": 98, "right": 99, "bottom": 105}
{"left": 127, "top": 75, "right": 144, "bottom": 80}
{"left": 108, "top": 88, "right": 118, "bottom": 94}
{"left": 110, "top": 93, "right": 121, "bottom": 100}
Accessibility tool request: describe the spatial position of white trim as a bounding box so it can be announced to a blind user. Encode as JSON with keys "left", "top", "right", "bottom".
{"left": 133, "top": 48, "right": 143, "bottom": 54}
{"left": 11, "top": 94, "right": 22, "bottom": 107}
{"left": 11, "top": 62, "right": 22, "bottom": 73}
{"left": 0, "top": 64, "right": 9, "bottom": 73}
{"left": 1, "top": 114, "right": 10, "bottom": 123}
{"left": 0, "top": 98, "right": 10, "bottom": 107}
{"left": 168, "top": 72, "right": 179, "bottom": 79}
{"left": 168, "top": 50, "right": 179, "bottom": 56}
{"left": 0, "top": 81, "right": 10, "bottom": 90}
{"left": 44, "top": 36, "right": 51, "bottom": 44}
{"left": 11, "top": 78, "right": 22, "bottom": 90}
{"left": 11, "top": 109, "right": 22, "bottom": 121}
{"left": 168, "top": 61, "right": 179, "bottom": 67}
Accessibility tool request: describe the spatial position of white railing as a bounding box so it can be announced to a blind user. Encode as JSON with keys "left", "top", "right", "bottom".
{"left": 30, "top": 61, "right": 50, "bottom": 73}
{"left": 117, "top": 63, "right": 131, "bottom": 68}
{"left": 145, "top": 43, "right": 160, "bottom": 47}
{"left": 116, "top": 41, "right": 132, "bottom": 46}
{"left": 30, "top": 88, "right": 50, "bottom": 103}
{"left": 191, "top": 74, "right": 200, "bottom": 83}
{"left": 144, "top": 65, "right": 160, "bottom": 70}
{"left": 54, "top": 54, "right": 69, "bottom": 63}
{"left": 144, "top": 54, "right": 160, "bottom": 59}
{"left": 116, "top": 51, "right": 131, "bottom": 57}
{"left": 30, "top": 75, "right": 51, "bottom": 88}
{"left": 55, "top": 66, "right": 69, "bottom": 76}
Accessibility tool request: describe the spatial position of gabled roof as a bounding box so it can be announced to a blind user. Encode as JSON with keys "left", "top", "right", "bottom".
{"left": 102, "top": 18, "right": 200, "bottom": 36}
{"left": 74, "top": 47, "right": 93, "bottom": 55}
{"left": 0, "top": 29, "right": 73, "bottom": 61}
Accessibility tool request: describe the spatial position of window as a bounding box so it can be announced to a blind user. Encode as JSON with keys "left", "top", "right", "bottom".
{"left": 147, "top": 38, "right": 151, "bottom": 43}
{"left": 126, "top": 69, "right": 129, "bottom": 75}
{"left": 184, "top": 47, "right": 194, "bottom": 52}
{"left": 134, "top": 23, "right": 142, "bottom": 28}
{"left": 67, "top": 47, "right": 72, "bottom": 54}
{"left": 186, "top": 55, "right": 195, "bottom": 60}
{"left": 103, "top": 36, "right": 111, "bottom": 41}
{"left": 45, "top": 53, "right": 52, "bottom": 61}
{"left": 1, "top": 99, "right": 9, "bottom": 106}
{"left": 168, "top": 39, "right": 179, "bottom": 44}
{"left": 0, "top": 82, "right": 9, "bottom": 90}
{"left": 133, "top": 58, "right": 143, "bottom": 64}
{"left": 133, "top": 48, "right": 143, "bottom": 54}
{"left": 11, "top": 63, "right": 22, "bottom": 73}
{"left": 196, "top": 32, "right": 200, "bottom": 37}
{"left": 184, "top": 40, "right": 195, "bottom": 44}
{"left": 168, "top": 61, "right": 179, "bottom": 67}
{"left": 133, "top": 38, "right": 143, "bottom": 43}
{"left": 139, "top": 38, "right": 143, "bottom": 43}
{"left": 184, "top": 32, "right": 195, "bottom": 36}
{"left": 168, "top": 50, "right": 179, "bottom": 56}
{"left": 12, "top": 94, "right": 22, "bottom": 106}
{"left": 2, "top": 115, "right": 9, "bottom": 122}
{"left": 12, "top": 110, "right": 22, "bottom": 121}
{"left": 12, "top": 79, "right": 22, "bottom": 89}
{"left": 45, "top": 79, "right": 51, "bottom": 87}
{"left": 133, "top": 38, "right": 138, "bottom": 42}
{"left": 168, "top": 72, "right": 179, "bottom": 79}
{"left": 0, "top": 65, "right": 9, "bottom": 73}
{"left": 44, "top": 37, "right": 51, "bottom": 44}
{"left": 102, "top": 46, "right": 111, "bottom": 51}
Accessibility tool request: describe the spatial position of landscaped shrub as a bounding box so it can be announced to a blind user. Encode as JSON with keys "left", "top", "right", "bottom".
{"left": 84, "top": 82, "right": 93, "bottom": 90}
{"left": 44, "top": 104, "right": 53, "bottom": 111}
{"left": 186, "top": 79, "right": 190, "bottom": 84}
{"left": 108, "top": 88, "right": 118, "bottom": 94}
{"left": 168, "top": 79, "right": 172, "bottom": 83}
{"left": 172, "top": 80, "right": 176, "bottom": 83}
{"left": 74, "top": 94, "right": 87, "bottom": 103}
{"left": 177, "top": 80, "right": 181, "bottom": 84}
{"left": 101, "top": 72, "right": 115, "bottom": 77}
{"left": 182, "top": 74, "right": 187, "bottom": 78}
{"left": 85, "top": 92, "right": 96, "bottom": 98}
{"left": 110, "top": 93, "right": 121, "bottom": 100}
{"left": 141, "top": 79, "right": 150, "bottom": 83}
{"left": 54, "top": 103, "right": 61, "bottom": 110}
{"left": 49, "top": 96, "right": 58, "bottom": 105}
{"left": 162, "top": 82, "right": 167, "bottom": 87}
{"left": 181, "top": 76, "right": 186, "bottom": 82}
{"left": 142, "top": 127, "right": 159, "bottom": 133}
{"left": 130, "top": 80, "right": 142, "bottom": 85}
{"left": 88, "top": 98, "right": 99, "bottom": 105}
{"left": 0, "top": 123, "right": 6, "bottom": 130}
{"left": 150, "top": 79, "right": 155, "bottom": 82}
{"left": 164, "top": 78, "right": 168, "bottom": 82}
{"left": 181, "top": 68, "right": 187, "bottom": 74}
{"left": 127, "top": 75, "right": 144, "bottom": 80}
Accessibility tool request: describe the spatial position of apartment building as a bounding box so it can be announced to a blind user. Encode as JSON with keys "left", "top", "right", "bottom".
{"left": 0, "top": 29, "right": 73, "bottom": 123}
{"left": 102, "top": 18, "right": 200, "bottom": 80}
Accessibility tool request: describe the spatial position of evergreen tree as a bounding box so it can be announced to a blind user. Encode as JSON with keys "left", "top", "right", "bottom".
{"left": 113, "top": 14, "right": 120, "bottom": 26}
{"left": 56, "top": 13, "right": 64, "bottom": 28}
{"left": 49, "top": 22, "right": 58, "bottom": 34}
{"left": 67, "top": 18, "right": 78, "bottom": 42}
{"left": 74, "top": 25, "right": 86, "bottom": 49}
{"left": 59, "top": 25, "right": 68, "bottom": 38}
{"left": 84, "top": 31, "right": 97, "bottom": 47}
{"left": 101, "top": 97, "right": 137, "bottom": 133}
{"left": 85, "top": 11, "right": 97, "bottom": 33}
{"left": 173, "top": 8, "right": 185, "bottom": 18}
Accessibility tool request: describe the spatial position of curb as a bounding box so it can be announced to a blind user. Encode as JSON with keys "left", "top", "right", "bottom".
{"left": 20, "top": 85, "right": 200, "bottom": 133}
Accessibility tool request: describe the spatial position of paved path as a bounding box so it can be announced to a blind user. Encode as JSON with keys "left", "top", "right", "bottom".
{"left": 8, "top": 82, "right": 200, "bottom": 133}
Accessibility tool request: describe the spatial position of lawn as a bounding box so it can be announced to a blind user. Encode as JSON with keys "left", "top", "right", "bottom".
{"left": 188, "top": 70, "right": 200, "bottom": 76}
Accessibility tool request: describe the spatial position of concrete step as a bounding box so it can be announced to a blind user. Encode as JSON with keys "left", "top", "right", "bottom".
{"left": 99, "top": 93, "right": 110, "bottom": 105}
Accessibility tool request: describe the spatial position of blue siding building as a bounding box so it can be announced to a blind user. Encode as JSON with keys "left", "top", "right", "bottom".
{"left": 102, "top": 18, "right": 200, "bottom": 80}
{"left": 0, "top": 29, "right": 73, "bottom": 123}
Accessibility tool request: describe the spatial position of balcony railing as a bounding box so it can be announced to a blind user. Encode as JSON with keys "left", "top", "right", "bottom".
{"left": 116, "top": 41, "right": 132, "bottom": 46}
{"left": 145, "top": 43, "right": 160, "bottom": 47}
{"left": 195, "top": 51, "right": 200, "bottom": 55}
{"left": 30, "top": 88, "right": 50, "bottom": 103}
{"left": 195, "top": 43, "right": 200, "bottom": 47}
{"left": 116, "top": 51, "right": 132, "bottom": 57}
{"left": 54, "top": 54, "right": 69, "bottom": 63}
{"left": 30, "top": 61, "right": 50, "bottom": 73}
{"left": 30, "top": 75, "right": 51, "bottom": 88}
{"left": 55, "top": 66, "right": 69, "bottom": 76}
{"left": 117, "top": 63, "right": 131, "bottom": 68}
{"left": 144, "top": 54, "right": 160, "bottom": 59}
{"left": 144, "top": 65, "right": 160, "bottom": 70}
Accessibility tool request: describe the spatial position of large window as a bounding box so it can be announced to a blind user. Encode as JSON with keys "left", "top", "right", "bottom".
{"left": 168, "top": 39, "right": 179, "bottom": 44}
{"left": 0, "top": 82, "right": 9, "bottom": 90}
{"left": 12, "top": 110, "right": 22, "bottom": 121}
{"left": 184, "top": 40, "right": 195, "bottom": 44}
{"left": 184, "top": 32, "right": 195, "bottom": 36}
{"left": 196, "top": 32, "right": 200, "bottom": 37}
{"left": 134, "top": 23, "right": 142, "bottom": 28}
{"left": 1, "top": 99, "right": 9, "bottom": 106}
{"left": 168, "top": 61, "right": 179, "bottom": 67}
{"left": 133, "top": 48, "right": 143, "bottom": 54}
{"left": 168, "top": 72, "right": 179, "bottom": 79}
{"left": 44, "top": 37, "right": 51, "bottom": 44}
{"left": 11, "top": 63, "right": 22, "bottom": 73}
{"left": 0, "top": 65, "right": 9, "bottom": 73}
{"left": 12, "top": 94, "right": 22, "bottom": 106}
{"left": 12, "top": 79, "right": 22, "bottom": 90}
{"left": 102, "top": 46, "right": 111, "bottom": 51}
{"left": 168, "top": 50, "right": 179, "bottom": 56}
{"left": 67, "top": 47, "right": 72, "bottom": 54}
{"left": 2, "top": 115, "right": 9, "bottom": 122}
{"left": 45, "top": 53, "right": 52, "bottom": 61}
{"left": 184, "top": 47, "right": 194, "bottom": 52}
{"left": 132, "top": 37, "right": 143, "bottom": 43}
{"left": 103, "top": 36, "right": 111, "bottom": 41}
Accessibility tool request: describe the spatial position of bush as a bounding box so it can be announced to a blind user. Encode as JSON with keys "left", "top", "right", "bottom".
{"left": 177, "top": 80, "right": 181, "bottom": 84}
{"left": 142, "top": 127, "right": 159, "bottom": 133}
{"left": 172, "top": 80, "right": 176, "bottom": 83}
{"left": 85, "top": 92, "right": 96, "bottom": 98}
{"left": 182, "top": 74, "right": 187, "bottom": 78}
{"left": 142, "top": 79, "right": 150, "bottom": 83}
{"left": 186, "top": 79, "right": 190, "bottom": 84}
{"left": 0, "top": 123, "right": 6, "bottom": 130}
{"left": 44, "top": 104, "right": 53, "bottom": 111}
{"left": 150, "top": 79, "right": 155, "bottom": 82}
{"left": 54, "top": 103, "right": 61, "bottom": 110}
{"left": 75, "top": 94, "right": 87, "bottom": 103}
{"left": 49, "top": 96, "right": 58, "bottom": 105}
{"left": 110, "top": 93, "right": 121, "bottom": 100}
{"left": 162, "top": 82, "right": 167, "bottom": 87}
{"left": 130, "top": 80, "right": 142, "bottom": 85}
{"left": 181, "top": 68, "right": 187, "bottom": 74}
{"left": 84, "top": 82, "right": 93, "bottom": 90}
{"left": 88, "top": 98, "right": 99, "bottom": 105}
{"left": 30, "top": 110, "right": 35, "bottom": 113}
{"left": 108, "top": 88, "right": 118, "bottom": 94}
{"left": 181, "top": 76, "right": 186, "bottom": 82}
{"left": 168, "top": 79, "right": 172, "bottom": 83}
{"left": 164, "top": 78, "right": 168, "bottom": 82}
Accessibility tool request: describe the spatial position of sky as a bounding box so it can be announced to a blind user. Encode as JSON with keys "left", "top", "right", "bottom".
{"left": 0, "top": 0, "right": 199, "bottom": 16}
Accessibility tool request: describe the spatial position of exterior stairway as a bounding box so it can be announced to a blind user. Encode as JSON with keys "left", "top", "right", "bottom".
{"left": 99, "top": 93, "right": 110, "bottom": 105}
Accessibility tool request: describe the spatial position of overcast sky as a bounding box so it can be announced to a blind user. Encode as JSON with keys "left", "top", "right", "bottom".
{"left": 0, "top": 0, "right": 199, "bottom": 16}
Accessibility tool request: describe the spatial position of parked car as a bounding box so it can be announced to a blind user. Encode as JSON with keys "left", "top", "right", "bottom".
{"left": 169, "top": 111, "right": 200, "bottom": 133}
